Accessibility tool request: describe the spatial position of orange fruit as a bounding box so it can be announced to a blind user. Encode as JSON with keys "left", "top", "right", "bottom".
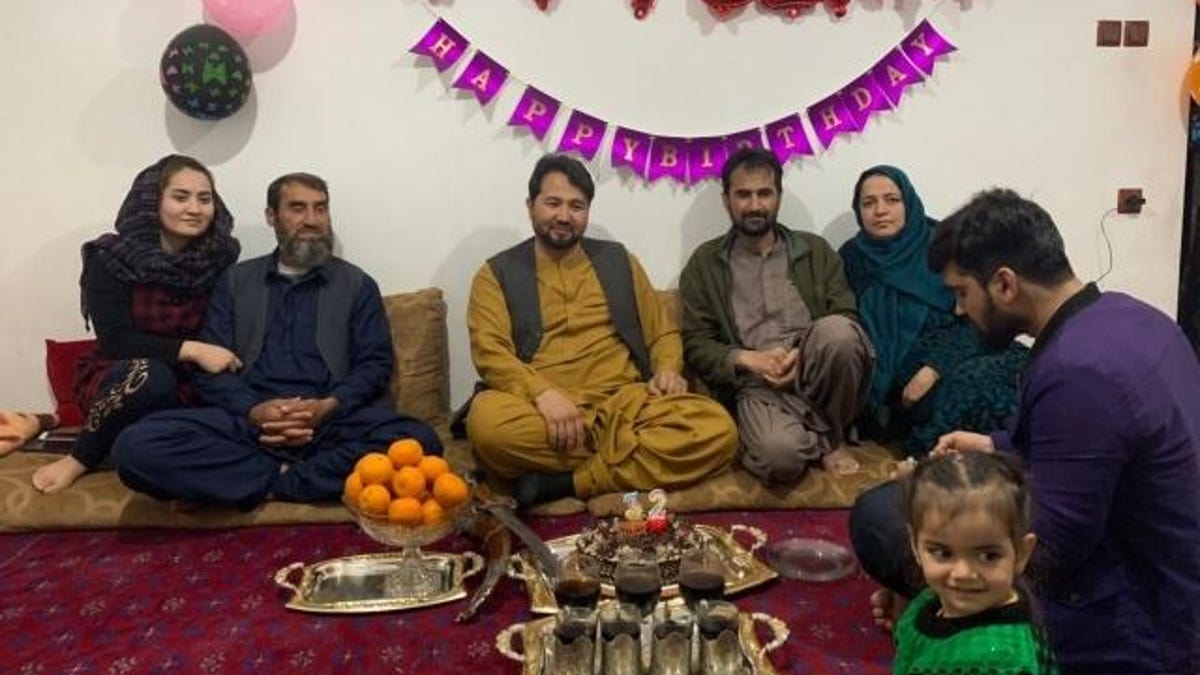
{"left": 387, "top": 438, "right": 424, "bottom": 468}
{"left": 421, "top": 499, "right": 446, "bottom": 526}
{"left": 355, "top": 452, "right": 395, "bottom": 486}
{"left": 417, "top": 456, "right": 450, "bottom": 484}
{"left": 432, "top": 472, "right": 470, "bottom": 509}
{"left": 343, "top": 472, "right": 364, "bottom": 502}
{"left": 357, "top": 484, "right": 392, "bottom": 517}
{"left": 388, "top": 496, "right": 424, "bottom": 526}
{"left": 391, "top": 465, "right": 427, "bottom": 500}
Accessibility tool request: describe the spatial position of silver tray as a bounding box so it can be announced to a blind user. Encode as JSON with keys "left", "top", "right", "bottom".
{"left": 274, "top": 550, "right": 483, "bottom": 614}
{"left": 508, "top": 524, "right": 777, "bottom": 614}
{"left": 495, "top": 601, "right": 789, "bottom": 675}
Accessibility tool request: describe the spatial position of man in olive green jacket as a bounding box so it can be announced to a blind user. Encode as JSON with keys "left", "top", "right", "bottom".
{"left": 680, "top": 148, "right": 873, "bottom": 484}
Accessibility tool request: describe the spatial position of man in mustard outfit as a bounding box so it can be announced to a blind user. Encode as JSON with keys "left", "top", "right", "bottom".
{"left": 464, "top": 154, "right": 738, "bottom": 509}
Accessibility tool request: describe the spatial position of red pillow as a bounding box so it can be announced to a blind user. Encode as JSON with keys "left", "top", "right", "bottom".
{"left": 45, "top": 338, "right": 98, "bottom": 427}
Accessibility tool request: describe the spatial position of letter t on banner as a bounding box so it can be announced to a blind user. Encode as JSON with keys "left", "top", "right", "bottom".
{"left": 452, "top": 51, "right": 508, "bottom": 106}
{"left": 409, "top": 19, "right": 468, "bottom": 72}
{"left": 508, "top": 86, "right": 561, "bottom": 141}
{"left": 764, "top": 114, "right": 814, "bottom": 165}
{"left": 557, "top": 110, "right": 608, "bottom": 160}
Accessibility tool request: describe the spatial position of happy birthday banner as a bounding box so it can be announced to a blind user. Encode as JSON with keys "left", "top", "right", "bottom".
{"left": 410, "top": 17, "right": 955, "bottom": 185}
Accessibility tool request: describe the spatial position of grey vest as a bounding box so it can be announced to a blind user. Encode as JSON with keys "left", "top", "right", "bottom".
{"left": 487, "top": 237, "right": 653, "bottom": 380}
{"left": 226, "top": 254, "right": 365, "bottom": 379}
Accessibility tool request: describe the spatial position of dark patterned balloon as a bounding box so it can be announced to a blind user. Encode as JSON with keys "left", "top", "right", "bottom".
{"left": 160, "top": 24, "right": 252, "bottom": 121}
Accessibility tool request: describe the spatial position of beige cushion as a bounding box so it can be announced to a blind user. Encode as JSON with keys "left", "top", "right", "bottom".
{"left": 383, "top": 287, "right": 451, "bottom": 428}
{"left": 0, "top": 285, "right": 897, "bottom": 531}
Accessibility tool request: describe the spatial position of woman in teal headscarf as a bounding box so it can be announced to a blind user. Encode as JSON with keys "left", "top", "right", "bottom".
{"left": 839, "top": 166, "right": 1026, "bottom": 456}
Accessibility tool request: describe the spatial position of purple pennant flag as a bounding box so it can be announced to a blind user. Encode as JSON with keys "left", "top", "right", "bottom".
{"left": 451, "top": 51, "right": 508, "bottom": 106}
{"left": 764, "top": 114, "right": 813, "bottom": 164}
{"left": 900, "top": 20, "right": 957, "bottom": 76}
{"left": 611, "top": 127, "right": 652, "bottom": 178}
{"left": 842, "top": 70, "right": 894, "bottom": 130}
{"left": 687, "top": 137, "right": 727, "bottom": 185}
{"left": 807, "top": 93, "right": 860, "bottom": 150}
{"left": 648, "top": 136, "right": 689, "bottom": 184}
{"left": 507, "top": 87, "right": 560, "bottom": 141}
{"left": 872, "top": 48, "right": 925, "bottom": 107}
{"left": 724, "top": 128, "right": 765, "bottom": 155}
{"left": 409, "top": 19, "right": 468, "bottom": 72}
{"left": 557, "top": 110, "right": 608, "bottom": 161}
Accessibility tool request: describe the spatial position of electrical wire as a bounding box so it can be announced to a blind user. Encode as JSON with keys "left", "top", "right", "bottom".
{"left": 1095, "top": 207, "right": 1117, "bottom": 285}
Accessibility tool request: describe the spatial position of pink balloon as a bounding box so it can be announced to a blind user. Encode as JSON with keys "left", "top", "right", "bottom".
{"left": 203, "top": 0, "right": 290, "bottom": 37}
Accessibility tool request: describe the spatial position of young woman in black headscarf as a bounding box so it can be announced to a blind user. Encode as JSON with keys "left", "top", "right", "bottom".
{"left": 33, "top": 155, "right": 241, "bottom": 492}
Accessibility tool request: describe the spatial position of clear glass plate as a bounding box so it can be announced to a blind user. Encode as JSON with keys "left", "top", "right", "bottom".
{"left": 759, "top": 538, "right": 857, "bottom": 582}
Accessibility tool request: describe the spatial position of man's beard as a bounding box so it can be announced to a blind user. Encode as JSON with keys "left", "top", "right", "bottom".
{"left": 280, "top": 232, "right": 334, "bottom": 268}
{"left": 535, "top": 222, "right": 580, "bottom": 251}
{"left": 733, "top": 213, "right": 775, "bottom": 238}
{"left": 974, "top": 296, "right": 1025, "bottom": 350}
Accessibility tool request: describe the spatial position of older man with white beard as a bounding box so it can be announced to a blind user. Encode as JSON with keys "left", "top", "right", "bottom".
{"left": 112, "top": 173, "right": 441, "bottom": 508}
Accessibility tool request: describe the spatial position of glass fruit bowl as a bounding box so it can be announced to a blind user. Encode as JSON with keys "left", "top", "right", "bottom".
{"left": 343, "top": 496, "right": 472, "bottom": 597}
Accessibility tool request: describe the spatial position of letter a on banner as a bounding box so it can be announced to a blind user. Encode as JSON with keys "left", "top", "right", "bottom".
{"left": 873, "top": 48, "right": 925, "bottom": 106}
{"left": 452, "top": 51, "right": 508, "bottom": 106}
{"left": 557, "top": 110, "right": 608, "bottom": 160}
{"left": 410, "top": 19, "right": 468, "bottom": 72}
{"left": 508, "top": 86, "right": 561, "bottom": 141}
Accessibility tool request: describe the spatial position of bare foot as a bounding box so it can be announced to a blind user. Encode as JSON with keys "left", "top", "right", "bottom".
{"left": 31, "top": 455, "right": 88, "bottom": 493}
{"left": 870, "top": 587, "right": 908, "bottom": 632}
{"left": 822, "top": 446, "right": 860, "bottom": 475}
{"left": 0, "top": 412, "right": 42, "bottom": 457}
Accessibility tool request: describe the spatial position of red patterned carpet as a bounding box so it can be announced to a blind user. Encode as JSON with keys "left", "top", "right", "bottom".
{"left": 1, "top": 510, "right": 893, "bottom": 674}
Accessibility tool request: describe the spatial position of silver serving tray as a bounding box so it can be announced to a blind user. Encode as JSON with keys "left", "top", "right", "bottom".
{"left": 509, "top": 524, "right": 777, "bottom": 615}
{"left": 495, "top": 600, "right": 789, "bottom": 675}
{"left": 274, "top": 550, "right": 483, "bottom": 614}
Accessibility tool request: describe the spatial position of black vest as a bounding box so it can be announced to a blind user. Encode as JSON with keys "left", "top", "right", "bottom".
{"left": 487, "top": 237, "right": 653, "bottom": 380}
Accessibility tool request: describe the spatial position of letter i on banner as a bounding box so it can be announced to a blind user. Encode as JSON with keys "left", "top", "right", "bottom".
{"left": 687, "top": 137, "right": 727, "bottom": 185}
{"left": 409, "top": 19, "right": 469, "bottom": 72}
{"left": 806, "top": 93, "right": 860, "bottom": 150}
{"left": 764, "top": 114, "right": 813, "bottom": 165}
{"left": 508, "top": 86, "right": 561, "bottom": 141}
{"left": 841, "top": 70, "right": 894, "bottom": 131}
{"left": 611, "top": 127, "right": 652, "bottom": 178}
{"left": 648, "top": 136, "right": 689, "bottom": 184}
{"left": 452, "top": 51, "right": 508, "bottom": 106}
{"left": 873, "top": 48, "right": 925, "bottom": 106}
{"left": 558, "top": 110, "right": 608, "bottom": 161}
{"left": 900, "top": 20, "right": 957, "bottom": 76}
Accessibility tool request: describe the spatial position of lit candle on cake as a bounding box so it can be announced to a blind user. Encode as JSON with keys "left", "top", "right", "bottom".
{"left": 645, "top": 488, "right": 669, "bottom": 533}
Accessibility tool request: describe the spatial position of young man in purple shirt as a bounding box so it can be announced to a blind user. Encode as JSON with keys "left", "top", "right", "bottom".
{"left": 850, "top": 188, "right": 1200, "bottom": 674}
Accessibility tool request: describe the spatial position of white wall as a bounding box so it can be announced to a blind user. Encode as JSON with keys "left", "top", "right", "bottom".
{"left": 0, "top": 0, "right": 1193, "bottom": 411}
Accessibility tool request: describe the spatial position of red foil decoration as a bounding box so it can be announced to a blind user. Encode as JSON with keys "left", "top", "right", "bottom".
{"left": 534, "top": 0, "right": 550, "bottom": 9}
{"left": 632, "top": 0, "right": 654, "bottom": 19}
{"left": 759, "top": 0, "right": 818, "bottom": 18}
{"left": 700, "top": 0, "right": 753, "bottom": 18}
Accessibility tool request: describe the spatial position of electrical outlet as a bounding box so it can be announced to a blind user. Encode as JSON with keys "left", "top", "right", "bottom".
{"left": 1117, "top": 188, "right": 1144, "bottom": 215}
{"left": 1096, "top": 20, "right": 1122, "bottom": 47}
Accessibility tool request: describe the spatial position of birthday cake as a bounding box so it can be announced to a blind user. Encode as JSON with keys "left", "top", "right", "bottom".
{"left": 574, "top": 515, "right": 705, "bottom": 585}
